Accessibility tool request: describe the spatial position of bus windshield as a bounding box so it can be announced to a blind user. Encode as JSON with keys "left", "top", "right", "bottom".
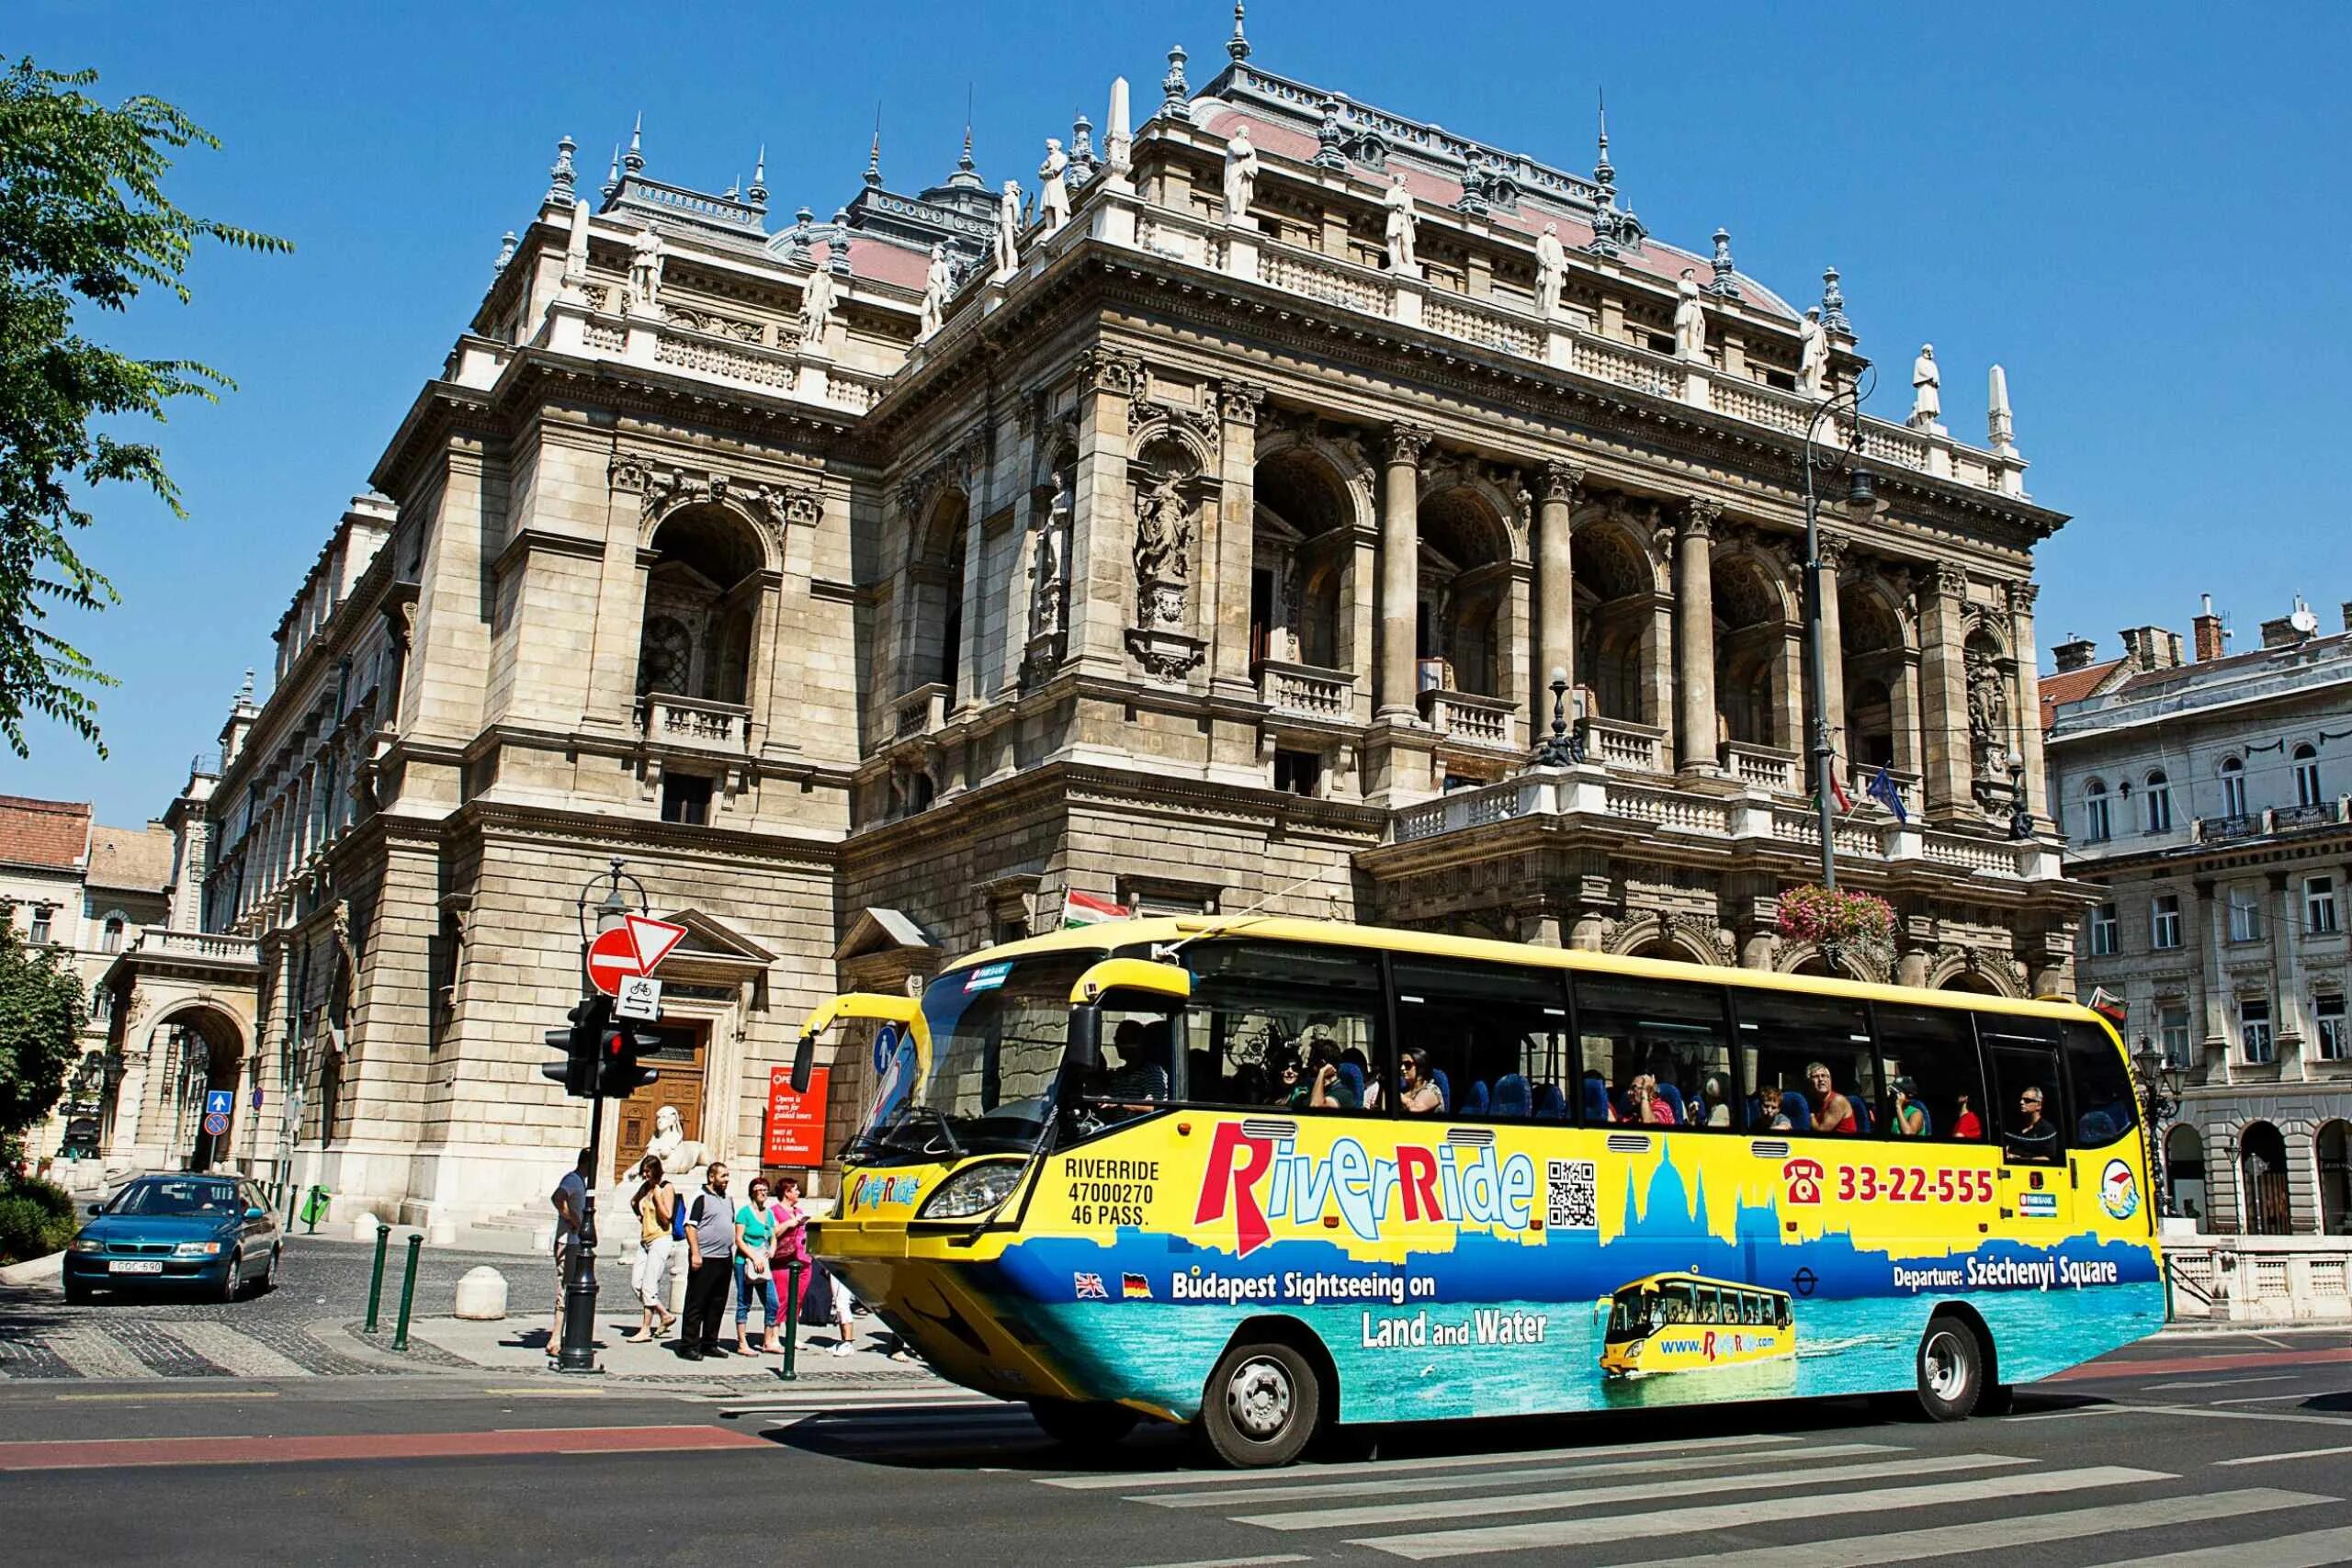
{"left": 850, "top": 952, "right": 1098, "bottom": 1164}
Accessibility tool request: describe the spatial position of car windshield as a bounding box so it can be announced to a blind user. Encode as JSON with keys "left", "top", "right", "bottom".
{"left": 852, "top": 951, "right": 1098, "bottom": 1163}
{"left": 110, "top": 1179, "right": 241, "bottom": 1217}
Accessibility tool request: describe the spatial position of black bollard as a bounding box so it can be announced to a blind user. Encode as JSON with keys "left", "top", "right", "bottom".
{"left": 363, "top": 1223, "right": 390, "bottom": 1333}
{"left": 392, "top": 1233, "right": 424, "bottom": 1351}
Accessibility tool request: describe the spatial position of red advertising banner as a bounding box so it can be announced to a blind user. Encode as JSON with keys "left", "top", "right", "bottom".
{"left": 764, "top": 1065, "right": 831, "bottom": 1166}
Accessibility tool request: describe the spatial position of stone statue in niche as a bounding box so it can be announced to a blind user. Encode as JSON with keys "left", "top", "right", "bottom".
{"left": 1133, "top": 474, "right": 1191, "bottom": 626}
{"left": 1382, "top": 175, "right": 1419, "bottom": 276}
{"left": 1034, "top": 473, "right": 1072, "bottom": 636}
{"left": 1910, "top": 343, "right": 1942, "bottom": 429}
{"left": 798, "top": 264, "right": 839, "bottom": 343}
{"left": 1673, "top": 269, "right": 1707, "bottom": 361}
{"left": 627, "top": 225, "right": 665, "bottom": 316}
{"left": 919, "top": 245, "right": 954, "bottom": 341}
{"left": 1037, "top": 139, "right": 1071, "bottom": 234}
{"left": 1533, "top": 222, "right": 1565, "bottom": 319}
{"left": 1797, "top": 306, "right": 1827, "bottom": 398}
{"left": 1221, "top": 123, "right": 1260, "bottom": 224}
{"left": 1965, "top": 645, "right": 2008, "bottom": 760}
{"left": 994, "top": 181, "right": 1023, "bottom": 276}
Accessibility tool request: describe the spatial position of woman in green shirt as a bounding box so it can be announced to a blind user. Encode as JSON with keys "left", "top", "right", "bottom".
{"left": 732, "top": 1176, "right": 784, "bottom": 1355}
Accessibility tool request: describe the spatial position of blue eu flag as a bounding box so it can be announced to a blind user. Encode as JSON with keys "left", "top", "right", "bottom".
{"left": 1867, "top": 765, "right": 1909, "bottom": 825}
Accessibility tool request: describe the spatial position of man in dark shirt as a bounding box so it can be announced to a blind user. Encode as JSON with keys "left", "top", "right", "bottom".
{"left": 2005, "top": 1086, "right": 2060, "bottom": 1163}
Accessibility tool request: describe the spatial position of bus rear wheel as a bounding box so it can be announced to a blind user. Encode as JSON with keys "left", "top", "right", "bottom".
{"left": 1198, "top": 1338, "right": 1323, "bottom": 1468}
{"left": 1028, "top": 1398, "right": 1139, "bottom": 1448}
{"left": 1915, "top": 1315, "right": 1984, "bottom": 1422}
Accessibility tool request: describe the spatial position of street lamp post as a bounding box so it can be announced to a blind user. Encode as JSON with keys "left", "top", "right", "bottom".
{"left": 553, "top": 857, "right": 649, "bottom": 1374}
{"left": 2132, "top": 1033, "right": 2186, "bottom": 1217}
{"left": 1802, "top": 384, "right": 1874, "bottom": 891}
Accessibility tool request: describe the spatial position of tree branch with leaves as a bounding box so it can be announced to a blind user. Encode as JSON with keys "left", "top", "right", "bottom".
{"left": 0, "top": 58, "right": 289, "bottom": 755}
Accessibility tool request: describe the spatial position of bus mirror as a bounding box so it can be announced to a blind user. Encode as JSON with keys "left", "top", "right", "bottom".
{"left": 790, "top": 1030, "right": 817, "bottom": 1095}
{"left": 1068, "top": 1004, "right": 1102, "bottom": 1076}
{"left": 1068, "top": 957, "right": 1193, "bottom": 1007}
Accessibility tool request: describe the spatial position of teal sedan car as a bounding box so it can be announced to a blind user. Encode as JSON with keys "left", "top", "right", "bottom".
{"left": 64, "top": 1175, "right": 282, "bottom": 1303}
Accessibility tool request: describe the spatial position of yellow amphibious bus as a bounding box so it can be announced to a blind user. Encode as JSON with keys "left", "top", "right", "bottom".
{"left": 800, "top": 917, "right": 2160, "bottom": 1466}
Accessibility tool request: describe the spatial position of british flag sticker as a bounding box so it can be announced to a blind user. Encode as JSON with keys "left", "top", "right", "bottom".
{"left": 1073, "top": 1271, "right": 1109, "bottom": 1301}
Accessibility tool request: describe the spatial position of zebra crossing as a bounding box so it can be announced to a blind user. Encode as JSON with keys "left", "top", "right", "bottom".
{"left": 0, "top": 1317, "right": 404, "bottom": 1380}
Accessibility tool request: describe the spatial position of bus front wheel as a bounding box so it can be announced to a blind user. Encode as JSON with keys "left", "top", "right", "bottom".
{"left": 1198, "top": 1338, "right": 1323, "bottom": 1468}
{"left": 1914, "top": 1315, "right": 1985, "bottom": 1423}
{"left": 1028, "top": 1398, "right": 1139, "bottom": 1448}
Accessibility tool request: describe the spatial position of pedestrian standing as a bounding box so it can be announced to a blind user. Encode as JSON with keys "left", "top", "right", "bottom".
{"left": 678, "top": 1161, "right": 734, "bottom": 1361}
{"left": 625, "top": 1155, "right": 678, "bottom": 1343}
{"left": 773, "top": 1175, "right": 813, "bottom": 1328}
{"left": 547, "top": 1146, "right": 593, "bottom": 1368}
{"left": 732, "top": 1176, "right": 785, "bottom": 1356}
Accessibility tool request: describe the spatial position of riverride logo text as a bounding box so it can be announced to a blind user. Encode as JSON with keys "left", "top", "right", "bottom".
{"left": 1193, "top": 1123, "right": 1540, "bottom": 1257}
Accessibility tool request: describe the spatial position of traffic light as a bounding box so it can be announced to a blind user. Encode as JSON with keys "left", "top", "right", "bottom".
{"left": 541, "top": 995, "right": 610, "bottom": 1098}
{"left": 596, "top": 1021, "right": 662, "bottom": 1099}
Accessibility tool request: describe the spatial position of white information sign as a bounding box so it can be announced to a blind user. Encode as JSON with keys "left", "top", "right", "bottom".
{"left": 615, "top": 974, "right": 663, "bottom": 1022}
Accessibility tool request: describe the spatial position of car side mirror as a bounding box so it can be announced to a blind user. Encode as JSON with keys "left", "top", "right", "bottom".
{"left": 86, "top": 1201, "right": 105, "bottom": 1217}
{"left": 246, "top": 1206, "right": 266, "bottom": 1221}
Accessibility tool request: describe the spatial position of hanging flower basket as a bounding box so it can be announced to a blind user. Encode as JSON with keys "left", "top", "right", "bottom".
{"left": 1776, "top": 884, "right": 1896, "bottom": 952}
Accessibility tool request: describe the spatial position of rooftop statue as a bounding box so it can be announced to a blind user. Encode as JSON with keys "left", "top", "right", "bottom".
{"left": 798, "top": 262, "right": 839, "bottom": 344}
{"left": 994, "top": 180, "right": 1023, "bottom": 276}
{"left": 1383, "top": 175, "right": 1419, "bottom": 277}
{"left": 1911, "top": 343, "right": 1942, "bottom": 429}
{"left": 627, "top": 225, "right": 665, "bottom": 317}
{"left": 919, "top": 244, "right": 953, "bottom": 342}
{"left": 1797, "top": 307, "right": 1828, "bottom": 398}
{"left": 1037, "top": 139, "right": 1070, "bottom": 234}
{"left": 1222, "top": 123, "right": 1260, "bottom": 225}
{"left": 1533, "top": 222, "right": 1566, "bottom": 319}
{"left": 1672, "top": 269, "right": 1707, "bottom": 362}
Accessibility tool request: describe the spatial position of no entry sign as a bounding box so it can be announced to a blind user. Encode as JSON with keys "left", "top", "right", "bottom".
{"left": 586, "top": 914, "right": 689, "bottom": 997}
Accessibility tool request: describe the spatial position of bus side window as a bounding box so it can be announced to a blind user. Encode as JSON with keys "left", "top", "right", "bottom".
{"left": 1734, "top": 991, "right": 1879, "bottom": 1136}
{"left": 2064, "top": 1021, "right": 2137, "bottom": 1147}
{"left": 1982, "top": 1023, "right": 2067, "bottom": 1164}
{"left": 1178, "top": 940, "right": 1386, "bottom": 1112}
{"left": 1574, "top": 974, "right": 1736, "bottom": 1130}
{"left": 1391, "top": 957, "right": 1573, "bottom": 1120}
{"left": 1873, "top": 1001, "right": 1987, "bottom": 1142}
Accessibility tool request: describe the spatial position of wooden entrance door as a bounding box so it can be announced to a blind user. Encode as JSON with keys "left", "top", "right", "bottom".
{"left": 614, "top": 1022, "right": 707, "bottom": 1181}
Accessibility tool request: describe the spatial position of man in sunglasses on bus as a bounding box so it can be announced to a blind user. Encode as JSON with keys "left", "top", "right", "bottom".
{"left": 2005, "top": 1086, "right": 2060, "bottom": 1163}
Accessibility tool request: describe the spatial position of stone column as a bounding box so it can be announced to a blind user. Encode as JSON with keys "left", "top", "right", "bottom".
{"left": 954, "top": 490, "right": 987, "bottom": 708}
{"left": 2007, "top": 580, "right": 2047, "bottom": 829}
{"left": 2271, "top": 871, "right": 2307, "bottom": 1067}
{"left": 1207, "top": 381, "right": 1268, "bottom": 702}
{"left": 1891, "top": 649, "right": 1924, "bottom": 779}
{"left": 1376, "top": 423, "right": 1431, "bottom": 718}
{"left": 1067, "top": 345, "right": 1145, "bottom": 675}
{"left": 1672, "top": 498, "right": 1722, "bottom": 773}
{"left": 1814, "top": 533, "right": 1849, "bottom": 782}
{"left": 1533, "top": 461, "right": 1579, "bottom": 739}
{"left": 1917, "top": 563, "right": 1974, "bottom": 818}
{"left": 2195, "top": 878, "right": 2229, "bottom": 1063}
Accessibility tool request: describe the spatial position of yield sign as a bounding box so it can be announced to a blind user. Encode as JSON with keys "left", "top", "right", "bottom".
{"left": 585, "top": 914, "right": 690, "bottom": 997}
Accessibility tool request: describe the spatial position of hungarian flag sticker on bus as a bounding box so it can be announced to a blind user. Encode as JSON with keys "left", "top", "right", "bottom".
{"left": 1061, "top": 889, "right": 1128, "bottom": 928}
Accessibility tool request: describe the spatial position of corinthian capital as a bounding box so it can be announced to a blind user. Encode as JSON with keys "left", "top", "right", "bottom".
{"left": 1932, "top": 562, "right": 1971, "bottom": 600}
{"left": 1076, "top": 344, "right": 1144, "bottom": 397}
{"left": 1676, "top": 497, "right": 1723, "bottom": 540}
{"left": 1216, "top": 379, "right": 1268, "bottom": 426}
{"left": 1537, "top": 459, "right": 1584, "bottom": 505}
{"left": 1815, "top": 531, "right": 1850, "bottom": 572}
{"left": 1386, "top": 422, "right": 1434, "bottom": 468}
{"left": 2006, "top": 578, "right": 2041, "bottom": 615}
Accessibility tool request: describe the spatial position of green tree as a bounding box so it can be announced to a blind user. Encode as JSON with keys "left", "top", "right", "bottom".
{"left": 0, "top": 920, "right": 87, "bottom": 1147}
{"left": 0, "top": 58, "right": 289, "bottom": 756}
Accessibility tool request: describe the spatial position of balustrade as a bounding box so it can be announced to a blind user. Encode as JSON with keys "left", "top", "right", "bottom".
{"left": 1419, "top": 688, "right": 1518, "bottom": 750}
{"left": 641, "top": 691, "right": 752, "bottom": 752}
{"left": 893, "top": 682, "right": 951, "bottom": 739}
{"left": 1585, "top": 716, "right": 1667, "bottom": 773}
{"left": 1258, "top": 660, "right": 1353, "bottom": 722}
{"left": 1721, "top": 741, "right": 1801, "bottom": 794}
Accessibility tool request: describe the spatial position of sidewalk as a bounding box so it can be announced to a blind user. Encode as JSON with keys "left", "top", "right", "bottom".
{"left": 381, "top": 1310, "right": 952, "bottom": 1387}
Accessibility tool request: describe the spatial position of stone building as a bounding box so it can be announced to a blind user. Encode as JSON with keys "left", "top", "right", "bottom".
{"left": 2046, "top": 594, "right": 2352, "bottom": 1235}
{"left": 0, "top": 795, "right": 173, "bottom": 1162}
{"left": 96, "top": 28, "right": 2089, "bottom": 1226}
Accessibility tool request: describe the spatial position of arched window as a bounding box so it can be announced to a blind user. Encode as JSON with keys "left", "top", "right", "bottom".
{"left": 2319, "top": 1121, "right": 2352, "bottom": 1236}
{"left": 100, "top": 913, "right": 126, "bottom": 953}
{"left": 2293, "top": 743, "right": 2323, "bottom": 809}
{"left": 638, "top": 507, "right": 762, "bottom": 705}
{"left": 2165, "top": 1123, "right": 2207, "bottom": 1225}
{"left": 2143, "top": 770, "right": 2172, "bottom": 834}
{"left": 2082, "top": 778, "right": 2111, "bottom": 843}
{"left": 2239, "top": 1122, "right": 2291, "bottom": 1235}
{"left": 2221, "top": 755, "right": 2247, "bottom": 818}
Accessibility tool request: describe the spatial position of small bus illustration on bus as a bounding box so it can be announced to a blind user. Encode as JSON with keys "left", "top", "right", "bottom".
{"left": 798, "top": 916, "right": 2163, "bottom": 1467}
{"left": 1598, "top": 1272, "right": 1795, "bottom": 1378}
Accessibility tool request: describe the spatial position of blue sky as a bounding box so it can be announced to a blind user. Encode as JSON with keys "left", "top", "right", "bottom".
{"left": 6, "top": 1, "right": 2348, "bottom": 824}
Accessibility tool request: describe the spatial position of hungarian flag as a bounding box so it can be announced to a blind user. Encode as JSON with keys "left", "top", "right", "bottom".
{"left": 1061, "top": 889, "right": 1128, "bottom": 929}
{"left": 1826, "top": 767, "right": 1855, "bottom": 814}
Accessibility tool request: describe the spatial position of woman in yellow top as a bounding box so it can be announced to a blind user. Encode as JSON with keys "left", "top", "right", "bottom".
{"left": 626, "top": 1155, "right": 678, "bottom": 1343}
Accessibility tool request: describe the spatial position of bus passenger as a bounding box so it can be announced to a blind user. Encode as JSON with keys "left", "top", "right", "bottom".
{"left": 1270, "top": 1051, "right": 1303, "bottom": 1105}
{"left": 1952, "top": 1090, "right": 1983, "bottom": 1140}
{"left": 1302, "top": 1037, "right": 1360, "bottom": 1111}
{"left": 1627, "top": 1073, "right": 1675, "bottom": 1126}
{"left": 1700, "top": 1076, "right": 1732, "bottom": 1127}
{"left": 2005, "top": 1085, "right": 2060, "bottom": 1162}
{"left": 1805, "top": 1062, "right": 1858, "bottom": 1134}
{"left": 1397, "top": 1048, "right": 1444, "bottom": 1114}
{"left": 1758, "top": 1085, "right": 1792, "bottom": 1131}
{"left": 1890, "top": 1077, "right": 1928, "bottom": 1136}
{"left": 1100, "top": 1021, "right": 1170, "bottom": 1113}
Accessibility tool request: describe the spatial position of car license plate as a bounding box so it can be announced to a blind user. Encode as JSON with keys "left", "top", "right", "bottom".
{"left": 108, "top": 1259, "right": 164, "bottom": 1274}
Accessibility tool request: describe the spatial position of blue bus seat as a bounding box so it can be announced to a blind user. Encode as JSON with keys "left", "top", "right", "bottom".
{"left": 1492, "top": 1074, "right": 1532, "bottom": 1118}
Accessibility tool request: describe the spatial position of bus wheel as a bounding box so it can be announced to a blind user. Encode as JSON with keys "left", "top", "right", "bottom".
{"left": 1028, "top": 1398, "right": 1139, "bottom": 1448}
{"left": 1915, "top": 1315, "right": 1984, "bottom": 1423}
{"left": 1199, "top": 1338, "right": 1322, "bottom": 1468}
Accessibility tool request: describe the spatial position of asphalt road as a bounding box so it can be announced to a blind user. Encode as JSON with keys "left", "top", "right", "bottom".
{"left": 2, "top": 1326, "right": 2350, "bottom": 1567}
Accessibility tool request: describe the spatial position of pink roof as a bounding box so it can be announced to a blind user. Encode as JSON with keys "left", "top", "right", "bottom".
{"left": 1196, "top": 105, "right": 1790, "bottom": 318}
{"left": 826, "top": 236, "right": 930, "bottom": 291}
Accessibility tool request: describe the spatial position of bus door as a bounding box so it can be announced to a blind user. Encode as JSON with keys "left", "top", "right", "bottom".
{"left": 1978, "top": 1021, "right": 2073, "bottom": 1241}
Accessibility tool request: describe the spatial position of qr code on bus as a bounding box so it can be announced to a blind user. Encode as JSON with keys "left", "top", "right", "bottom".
{"left": 1547, "top": 1158, "right": 1597, "bottom": 1230}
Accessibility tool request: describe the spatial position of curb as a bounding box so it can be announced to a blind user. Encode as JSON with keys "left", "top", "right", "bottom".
{"left": 0, "top": 1251, "right": 63, "bottom": 1287}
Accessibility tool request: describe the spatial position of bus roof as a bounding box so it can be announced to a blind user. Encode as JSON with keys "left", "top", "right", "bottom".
{"left": 950, "top": 914, "right": 2106, "bottom": 1030}
{"left": 1616, "top": 1271, "right": 1792, "bottom": 1301}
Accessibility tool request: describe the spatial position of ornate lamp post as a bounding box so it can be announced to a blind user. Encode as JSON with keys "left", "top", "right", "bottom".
{"left": 2132, "top": 1032, "right": 2186, "bottom": 1215}
{"left": 1533, "top": 667, "right": 1584, "bottom": 767}
{"left": 1802, "top": 386, "right": 1874, "bottom": 889}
